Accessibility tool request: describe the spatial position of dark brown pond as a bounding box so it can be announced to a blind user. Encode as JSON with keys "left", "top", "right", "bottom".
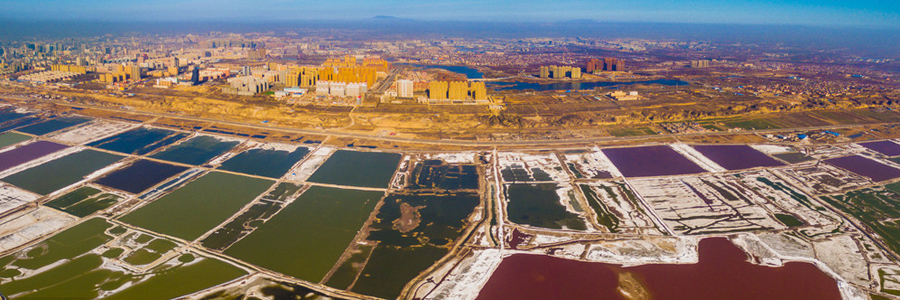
{"left": 476, "top": 238, "right": 841, "bottom": 300}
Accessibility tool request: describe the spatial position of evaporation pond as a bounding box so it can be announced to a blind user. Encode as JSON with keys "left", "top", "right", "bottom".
{"left": 120, "top": 171, "right": 273, "bottom": 241}
{"left": 15, "top": 116, "right": 91, "bottom": 135}
{"left": 44, "top": 186, "right": 121, "bottom": 217}
{"left": 825, "top": 155, "right": 900, "bottom": 182}
{"left": 2, "top": 149, "right": 122, "bottom": 195}
{"left": 225, "top": 186, "right": 382, "bottom": 283}
{"left": 0, "top": 132, "right": 30, "bottom": 148}
{"left": 307, "top": 150, "right": 401, "bottom": 188}
{"left": 0, "top": 109, "right": 30, "bottom": 123}
{"left": 692, "top": 145, "right": 784, "bottom": 170}
{"left": 351, "top": 192, "right": 480, "bottom": 299}
{"left": 476, "top": 237, "right": 840, "bottom": 300}
{"left": 89, "top": 127, "right": 189, "bottom": 155}
{"left": 150, "top": 135, "right": 240, "bottom": 165}
{"left": 218, "top": 146, "right": 309, "bottom": 178}
{"left": 0, "top": 218, "right": 247, "bottom": 300}
{"left": 859, "top": 140, "right": 900, "bottom": 156}
{"left": 0, "top": 116, "right": 41, "bottom": 133}
{"left": 0, "top": 141, "right": 67, "bottom": 173}
{"left": 505, "top": 183, "right": 586, "bottom": 230}
{"left": 95, "top": 159, "right": 189, "bottom": 194}
{"left": 602, "top": 145, "right": 707, "bottom": 177}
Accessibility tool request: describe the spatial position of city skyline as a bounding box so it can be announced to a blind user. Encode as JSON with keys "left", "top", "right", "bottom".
{"left": 0, "top": 0, "right": 898, "bottom": 28}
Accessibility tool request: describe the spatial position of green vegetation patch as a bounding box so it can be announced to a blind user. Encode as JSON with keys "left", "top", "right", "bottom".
{"left": 608, "top": 127, "right": 657, "bottom": 137}
{"left": 120, "top": 172, "right": 273, "bottom": 241}
{"left": 724, "top": 118, "right": 781, "bottom": 130}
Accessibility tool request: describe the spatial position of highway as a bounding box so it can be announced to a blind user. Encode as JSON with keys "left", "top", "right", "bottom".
{"left": 3, "top": 94, "right": 895, "bottom": 149}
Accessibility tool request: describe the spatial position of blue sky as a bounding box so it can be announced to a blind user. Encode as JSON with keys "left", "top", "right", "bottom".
{"left": 0, "top": 0, "right": 897, "bottom": 28}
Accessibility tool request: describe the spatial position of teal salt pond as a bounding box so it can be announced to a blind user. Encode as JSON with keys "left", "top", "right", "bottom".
{"left": 225, "top": 186, "right": 382, "bottom": 283}
{"left": 307, "top": 150, "right": 401, "bottom": 188}
{"left": 120, "top": 171, "right": 273, "bottom": 241}
{"left": 0, "top": 218, "right": 247, "bottom": 300}
{"left": 218, "top": 146, "right": 310, "bottom": 178}
{"left": 88, "top": 127, "right": 189, "bottom": 155}
{"left": 2, "top": 150, "right": 123, "bottom": 195}
{"left": 150, "top": 135, "right": 240, "bottom": 165}
{"left": 14, "top": 116, "right": 91, "bottom": 135}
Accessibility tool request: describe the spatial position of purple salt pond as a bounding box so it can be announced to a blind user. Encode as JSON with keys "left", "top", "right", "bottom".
{"left": 692, "top": 145, "right": 785, "bottom": 170}
{"left": 602, "top": 145, "right": 707, "bottom": 177}
{"left": 0, "top": 141, "right": 67, "bottom": 173}
{"left": 825, "top": 155, "right": 900, "bottom": 182}
{"left": 859, "top": 140, "right": 900, "bottom": 156}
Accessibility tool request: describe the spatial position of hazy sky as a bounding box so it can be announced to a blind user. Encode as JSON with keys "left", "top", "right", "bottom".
{"left": 1, "top": 0, "right": 897, "bottom": 28}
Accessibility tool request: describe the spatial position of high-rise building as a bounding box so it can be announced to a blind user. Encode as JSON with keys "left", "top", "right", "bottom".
{"left": 191, "top": 67, "right": 200, "bottom": 83}
{"left": 329, "top": 82, "right": 346, "bottom": 97}
{"left": 173, "top": 57, "right": 180, "bottom": 68}
{"left": 571, "top": 67, "right": 581, "bottom": 79}
{"left": 539, "top": 66, "right": 549, "bottom": 78}
{"left": 690, "top": 60, "right": 711, "bottom": 68}
{"left": 316, "top": 81, "right": 330, "bottom": 95}
{"left": 248, "top": 48, "right": 266, "bottom": 60}
{"left": 397, "top": 79, "right": 414, "bottom": 98}
{"left": 586, "top": 59, "right": 602, "bottom": 73}
{"left": 224, "top": 76, "right": 270, "bottom": 96}
{"left": 448, "top": 81, "right": 468, "bottom": 100}
{"left": 470, "top": 82, "right": 487, "bottom": 100}
{"left": 129, "top": 65, "right": 141, "bottom": 80}
{"left": 603, "top": 58, "right": 625, "bottom": 71}
{"left": 428, "top": 81, "right": 449, "bottom": 100}
{"left": 550, "top": 66, "right": 560, "bottom": 78}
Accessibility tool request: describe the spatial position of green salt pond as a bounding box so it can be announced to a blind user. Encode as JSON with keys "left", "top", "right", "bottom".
{"left": 0, "top": 218, "right": 246, "bottom": 300}
{"left": 350, "top": 192, "right": 480, "bottom": 299}
{"left": 119, "top": 172, "right": 273, "bottom": 241}
{"left": 44, "top": 186, "right": 121, "bottom": 217}
{"left": 505, "top": 183, "right": 587, "bottom": 230}
{"left": 225, "top": 186, "right": 382, "bottom": 283}
{"left": 0, "top": 132, "right": 30, "bottom": 148}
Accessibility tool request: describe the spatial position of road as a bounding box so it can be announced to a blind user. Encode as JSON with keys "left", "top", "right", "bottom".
{"left": 2, "top": 94, "right": 897, "bottom": 149}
